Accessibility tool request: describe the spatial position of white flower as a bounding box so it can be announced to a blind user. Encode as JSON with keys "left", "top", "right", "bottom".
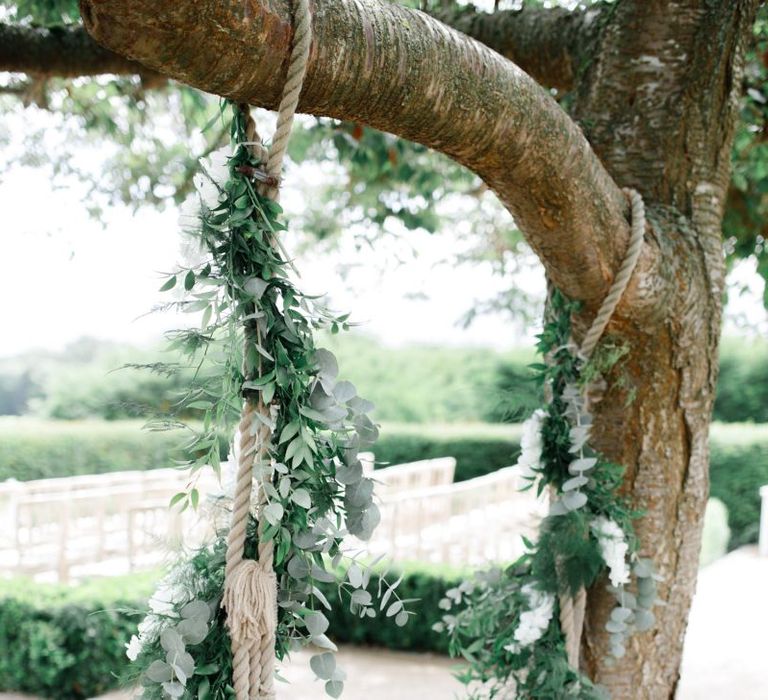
{"left": 504, "top": 584, "right": 555, "bottom": 653}
{"left": 516, "top": 409, "right": 546, "bottom": 479}
{"left": 178, "top": 196, "right": 201, "bottom": 234}
{"left": 148, "top": 580, "right": 187, "bottom": 615}
{"left": 125, "top": 634, "right": 142, "bottom": 661}
{"left": 591, "top": 517, "right": 631, "bottom": 587}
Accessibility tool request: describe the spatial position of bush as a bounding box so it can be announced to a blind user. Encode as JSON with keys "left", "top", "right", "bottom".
{"left": 713, "top": 337, "right": 768, "bottom": 423}
{"left": 710, "top": 423, "right": 768, "bottom": 548}
{"left": 0, "top": 564, "right": 459, "bottom": 698}
{"left": 0, "top": 573, "right": 156, "bottom": 699}
{"left": 0, "top": 418, "right": 227, "bottom": 482}
{"left": 375, "top": 422, "right": 522, "bottom": 482}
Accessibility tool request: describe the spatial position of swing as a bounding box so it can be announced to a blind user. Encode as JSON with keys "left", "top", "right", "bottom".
{"left": 124, "top": 0, "right": 656, "bottom": 694}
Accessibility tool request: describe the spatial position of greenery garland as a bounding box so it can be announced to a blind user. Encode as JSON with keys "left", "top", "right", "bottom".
{"left": 124, "top": 104, "right": 412, "bottom": 699}
{"left": 435, "top": 290, "right": 660, "bottom": 699}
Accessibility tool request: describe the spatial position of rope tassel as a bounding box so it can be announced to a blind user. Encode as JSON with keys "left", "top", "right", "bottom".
{"left": 222, "top": 559, "right": 278, "bottom": 643}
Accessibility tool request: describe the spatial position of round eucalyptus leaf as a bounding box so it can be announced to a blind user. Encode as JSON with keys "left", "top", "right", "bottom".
{"left": 325, "top": 680, "right": 344, "bottom": 698}
{"left": 160, "top": 628, "right": 185, "bottom": 655}
{"left": 180, "top": 600, "right": 211, "bottom": 623}
{"left": 562, "top": 475, "right": 589, "bottom": 491}
{"left": 310, "top": 652, "right": 336, "bottom": 680}
{"left": 336, "top": 461, "right": 363, "bottom": 485}
{"left": 305, "top": 611, "right": 330, "bottom": 637}
{"left": 177, "top": 618, "right": 209, "bottom": 645}
{"left": 146, "top": 660, "right": 173, "bottom": 683}
{"left": 562, "top": 490, "right": 588, "bottom": 511}
{"left": 333, "top": 380, "right": 357, "bottom": 403}
{"left": 287, "top": 555, "right": 311, "bottom": 580}
{"left": 395, "top": 610, "right": 409, "bottom": 627}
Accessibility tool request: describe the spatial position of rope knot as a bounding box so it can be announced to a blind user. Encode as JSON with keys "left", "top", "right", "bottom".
{"left": 223, "top": 559, "right": 278, "bottom": 643}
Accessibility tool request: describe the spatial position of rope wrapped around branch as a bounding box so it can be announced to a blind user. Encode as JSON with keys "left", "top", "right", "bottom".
{"left": 558, "top": 187, "right": 645, "bottom": 669}
{"left": 220, "top": 0, "right": 312, "bottom": 697}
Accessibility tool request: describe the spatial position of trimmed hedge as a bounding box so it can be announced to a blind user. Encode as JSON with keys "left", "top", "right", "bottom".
{"left": 0, "top": 565, "right": 457, "bottom": 698}
{"left": 710, "top": 423, "right": 768, "bottom": 548}
{"left": 0, "top": 572, "right": 156, "bottom": 699}
{"left": 374, "top": 422, "right": 523, "bottom": 482}
{"left": 0, "top": 419, "right": 227, "bottom": 482}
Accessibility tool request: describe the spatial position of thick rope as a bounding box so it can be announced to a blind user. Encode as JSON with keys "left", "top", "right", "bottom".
{"left": 558, "top": 187, "right": 646, "bottom": 669}
{"left": 221, "top": 0, "right": 311, "bottom": 697}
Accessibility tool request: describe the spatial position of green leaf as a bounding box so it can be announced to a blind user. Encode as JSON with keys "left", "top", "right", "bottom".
{"left": 184, "top": 270, "right": 196, "bottom": 290}
{"left": 159, "top": 275, "right": 177, "bottom": 292}
{"left": 310, "top": 653, "right": 336, "bottom": 681}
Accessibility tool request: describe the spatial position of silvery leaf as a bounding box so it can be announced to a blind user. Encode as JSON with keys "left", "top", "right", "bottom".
{"left": 562, "top": 475, "right": 589, "bottom": 491}
{"left": 146, "top": 660, "right": 173, "bottom": 683}
{"left": 293, "top": 531, "right": 320, "bottom": 550}
{"left": 325, "top": 680, "right": 344, "bottom": 698}
{"left": 310, "top": 652, "right": 336, "bottom": 680}
{"left": 549, "top": 499, "right": 569, "bottom": 516}
{"left": 347, "top": 396, "right": 375, "bottom": 416}
{"left": 177, "top": 618, "right": 208, "bottom": 645}
{"left": 333, "top": 381, "right": 357, "bottom": 403}
{"left": 263, "top": 502, "right": 284, "bottom": 526}
{"left": 395, "top": 610, "right": 409, "bottom": 627}
{"left": 634, "top": 559, "right": 654, "bottom": 578}
{"left": 243, "top": 277, "right": 268, "bottom": 299}
{"left": 345, "top": 478, "right": 374, "bottom": 509}
{"left": 311, "top": 634, "right": 338, "bottom": 651}
{"left": 310, "top": 385, "right": 336, "bottom": 411}
{"left": 160, "top": 628, "right": 185, "bottom": 655}
{"left": 336, "top": 461, "right": 363, "bottom": 485}
{"left": 162, "top": 681, "right": 185, "bottom": 697}
{"left": 181, "top": 600, "right": 211, "bottom": 623}
{"left": 634, "top": 609, "right": 655, "bottom": 631}
{"left": 314, "top": 349, "right": 339, "bottom": 381}
{"left": 568, "top": 457, "right": 598, "bottom": 474}
{"left": 347, "top": 564, "right": 363, "bottom": 588}
{"left": 351, "top": 589, "right": 372, "bottom": 606}
{"left": 605, "top": 619, "right": 626, "bottom": 634}
{"left": 287, "top": 555, "right": 310, "bottom": 580}
{"left": 305, "top": 611, "right": 330, "bottom": 637}
{"left": 311, "top": 565, "right": 337, "bottom": 583}
{"left": 562, "top": 490, "right": 588, "bottom": 511}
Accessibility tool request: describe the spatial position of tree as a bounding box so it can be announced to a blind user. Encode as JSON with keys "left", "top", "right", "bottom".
{"left": 2, "top": 0, "right": 765, "bottom": 697}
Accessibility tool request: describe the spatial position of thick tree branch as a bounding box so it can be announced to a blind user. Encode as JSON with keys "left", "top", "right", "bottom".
{"left": 2, "top": 5, "right": 597, "bottom": 92}
{"left": 0, "top": 22, "right": 162, "bottom": 84}
{"left": 430, "top": 4, "right": 601, "bottom": 92}
{"left": 79, "top": 0, "right": 633, "bottom": 307}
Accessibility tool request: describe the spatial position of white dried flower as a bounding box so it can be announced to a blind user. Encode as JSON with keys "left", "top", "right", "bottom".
{"left": 516, "top": 409, "right": 547, "bottom": 480}
{"left": 504, "top": 584, "right": 555, "bottom": 653}
{"left": 125, "top": 634, "right": 142, "bottom": 661}
{"left": 591, "top": 516, "right": 631, "bottom": 587}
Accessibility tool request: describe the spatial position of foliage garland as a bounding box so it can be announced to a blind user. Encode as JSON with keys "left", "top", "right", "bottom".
{"left": 123, "top": 103, "right": 413, "bottom": 699}
{"left": 436, "top": 290, "right": 660, "bottom": 699}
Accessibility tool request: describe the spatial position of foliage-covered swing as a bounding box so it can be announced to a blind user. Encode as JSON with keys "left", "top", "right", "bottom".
{"left": 123, "top": 1, "right": 658, "bottom": 698}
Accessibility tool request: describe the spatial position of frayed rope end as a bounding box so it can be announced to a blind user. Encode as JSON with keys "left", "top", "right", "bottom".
{"left": 223, "top": 559, "right": 278, "bottom": 643}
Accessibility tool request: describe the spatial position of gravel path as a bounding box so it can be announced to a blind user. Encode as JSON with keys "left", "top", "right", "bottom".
{"left": 1, "top": 547, "right": 765, "bottom": 699}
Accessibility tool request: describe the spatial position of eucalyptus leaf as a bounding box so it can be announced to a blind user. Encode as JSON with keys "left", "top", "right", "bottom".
{"left": 310, "top": 652, "right": 336, "bottom": 681}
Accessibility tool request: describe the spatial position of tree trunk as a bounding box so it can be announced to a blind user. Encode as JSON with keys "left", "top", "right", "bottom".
{"left": 77, "top": 0, "right": 759, "bottom": 697}
{"left": 569, "top": 3, "right": 758, "bottom": 695}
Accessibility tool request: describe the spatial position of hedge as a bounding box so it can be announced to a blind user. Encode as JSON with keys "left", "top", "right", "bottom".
{"left": 0, "top": 564, "right": 458, "bottom": 698}
{"left": 0, "top": 572, "right": 156, "bottom": 699}
{"left": 0, "top": 418, "right": 227, "bottom": 482}
{"left": 1, "top": 419, "right": 766, "bottom": 548}
{"left": 709, "top": 423, "right": 768, "bottom": 548}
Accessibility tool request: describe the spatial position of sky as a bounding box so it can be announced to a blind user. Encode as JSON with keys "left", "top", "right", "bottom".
{"left": 0, "top": 109, "right": 765, "bottom": 359}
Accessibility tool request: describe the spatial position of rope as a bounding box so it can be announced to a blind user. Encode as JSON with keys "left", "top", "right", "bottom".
{"left": 221, "top": 0, "right": 312, "bottom": 698}
{"left": 558, "top": 187, "right": 646, "bottom": 669}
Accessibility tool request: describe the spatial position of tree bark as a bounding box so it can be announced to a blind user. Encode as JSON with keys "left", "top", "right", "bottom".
{"left": 0, "top": 22, "right": 163, "bottom": 83}
{"left": 76, "top": 0, "right": 759, "bottom": 698}
{"left": 568, "top": 1, "right": 759, "bottom": 697}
